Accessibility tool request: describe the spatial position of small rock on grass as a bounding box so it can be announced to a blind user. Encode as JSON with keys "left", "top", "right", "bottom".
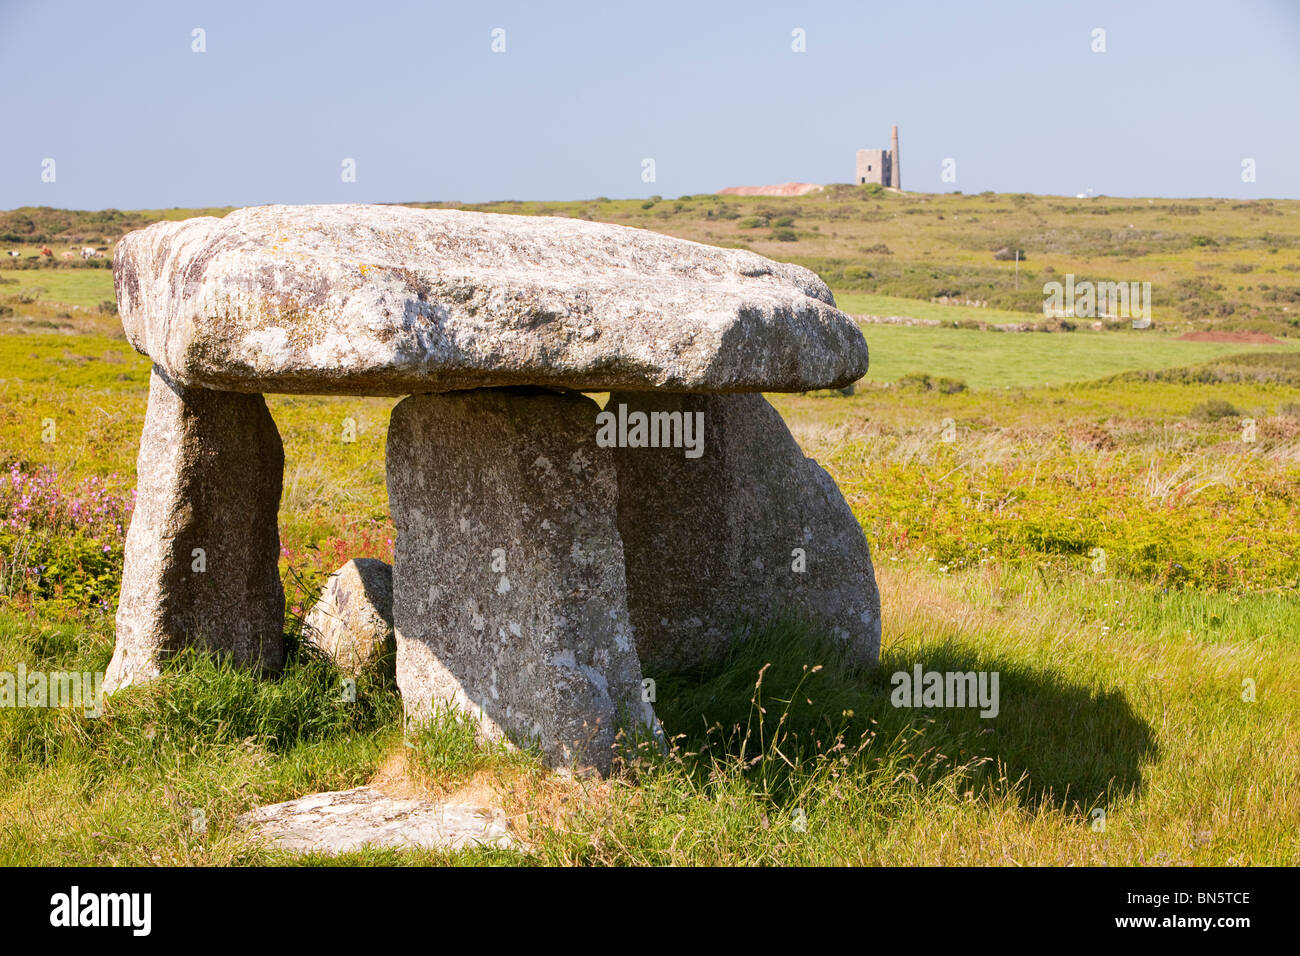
{"left": 303, "top": 558, "right": 395, "bottom": 677}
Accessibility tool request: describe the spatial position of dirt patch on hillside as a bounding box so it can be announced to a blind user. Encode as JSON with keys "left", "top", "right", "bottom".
{"left": 1176, "top": 331, "right": 1283, "bottom": 344}
{"left": 718, "top": 182, "right": 824, "bottom": 197}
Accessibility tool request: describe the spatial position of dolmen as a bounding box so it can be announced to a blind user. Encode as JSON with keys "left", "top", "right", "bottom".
{"left": 106, "top": 203, "right": 881, "bottom": 774}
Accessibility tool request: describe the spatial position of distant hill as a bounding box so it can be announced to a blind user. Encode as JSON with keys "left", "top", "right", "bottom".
{"left": 3, "top": 189, "right": 1299, "bottom": 335}
{"left": 0, "top": 206, "right": 231, "bottom": 246}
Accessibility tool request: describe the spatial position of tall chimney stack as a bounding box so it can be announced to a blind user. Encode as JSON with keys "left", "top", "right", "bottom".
{"left": 890, "top": 125, "right": 901, "bottom": 190}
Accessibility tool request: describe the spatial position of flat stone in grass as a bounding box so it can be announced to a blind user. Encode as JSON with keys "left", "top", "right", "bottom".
{"left": 237, "top": 786, "right": 513, "bottom": 855}
{"left": 113, "top": 203, "right": 867, "bottom": 396}
{"left": 386, "top": 387, "right": 656, "bottom": 775}
{"left": 607, "top": 391, "right": 882, "bottom": 674}
{"left": 106, "top": 367, "right": 284, "bottom": 692}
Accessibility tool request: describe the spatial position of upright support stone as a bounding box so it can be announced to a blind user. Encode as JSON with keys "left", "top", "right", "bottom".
{"left": 607, "top": 391, "right": 882, "bottom": 674}
{"left": 387, "top": 388, "right": 655, "bottom": 775}
{"left": 105, "top": 366, "right": 285, "bottom": 691}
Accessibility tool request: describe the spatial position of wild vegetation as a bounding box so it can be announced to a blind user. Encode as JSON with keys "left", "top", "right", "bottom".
{"left": 2, "top": 305, "right": 1297, "bottom": 863}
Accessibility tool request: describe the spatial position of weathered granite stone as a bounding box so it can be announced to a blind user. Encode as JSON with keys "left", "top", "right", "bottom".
{"left": 607, "top": 391, "right": 881, "bottom": 673}
{"left": 386, "top": 388, "right": 655, "bottom": 774}
{"left": 113, "top": 203, "right": 868, "bottom": 396}
{"left": 303, "top": 558, "right": 395, "bottom": 677}
{"left": 105, "top": 366, "right": 284, "bottom": 692}
{"left": 237, "top": 786, "right": 514, "bottom": 855}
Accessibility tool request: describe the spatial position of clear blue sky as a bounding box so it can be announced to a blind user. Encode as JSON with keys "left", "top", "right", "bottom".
{"left": 2, "top": 0, "right": 1298, "bottom": 209}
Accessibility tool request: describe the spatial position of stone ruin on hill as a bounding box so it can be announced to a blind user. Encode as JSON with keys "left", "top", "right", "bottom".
{"left": 106, "top": 203, "right": 881, "bottom": 774}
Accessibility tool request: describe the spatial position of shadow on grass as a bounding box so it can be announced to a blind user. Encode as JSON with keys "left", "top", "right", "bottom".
{"left": 3, "top": 606, "right": 1156, "bottom": 820}
{"left": 649, "top": 617, "right": 1157, "bottom": 815}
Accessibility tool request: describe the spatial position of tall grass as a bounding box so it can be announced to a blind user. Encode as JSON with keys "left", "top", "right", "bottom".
{"left": 1, "top": 552, "right": 1297, "bottom": 865}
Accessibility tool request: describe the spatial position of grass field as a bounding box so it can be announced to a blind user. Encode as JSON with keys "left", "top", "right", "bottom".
{"left": 0, "top": 268, "right": 114, "bottom": 310}
{"left": 847, "top": 319, "right": 1300, "bottom": 390}
{"left": 2, "top": 292, "right": 1298, "bottom": 864}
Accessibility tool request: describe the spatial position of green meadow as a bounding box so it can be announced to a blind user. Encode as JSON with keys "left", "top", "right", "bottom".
{"left": 0, "top": 268, "right": 114, "bottom": 310}
{"left": 844, "top": 318, "right": 1300, "bottom": 390}
{"left": 1, "top": 197, "right": 1298, "bottom": 865}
